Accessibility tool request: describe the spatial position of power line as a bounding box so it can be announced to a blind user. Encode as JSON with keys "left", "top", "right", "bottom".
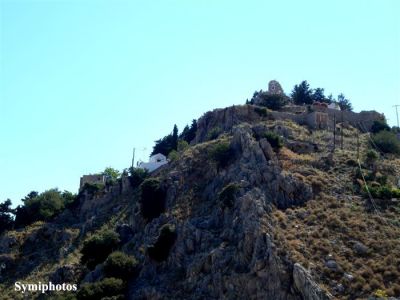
{"left": 393, "top": 105, "right": 400, "bottom": 128}
{"left": 357, "top": 121, "right": 385, "bottom": 156}
{"left": 357, "top": 159, "right": 380, "bottom": 215}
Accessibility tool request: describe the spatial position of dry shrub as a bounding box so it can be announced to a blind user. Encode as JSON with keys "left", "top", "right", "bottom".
{"left": 326, "top": 215, "right": 345, "bottom": 231}
{"left": 321, "top": 228, "right": 329, "bottom": 238}
{"left": 350, "top": 275, "right": 366, "bottom": 290}
{"left": 310, "top": 230, "right": 321, "bottom": 238}
{"left": 279, "top": 147, "right": 301, "bottom": 161}
{"left": 360, "top": 267, "right": 374, "bottom": 279}
{"left": 369, "top": 278, "right": 382, "bottom": 290}
{"left": 347, "top": 219, "right": 367, "bottom": 231}
{"left": 306, "top": 214, "right": 317, "bottom": 225}
{"left": 293, "top": 172, "right": 306, "bottom": 182}
{"left": 316, "top": 211, "right": 328, "bottom": 219}
{"left": 388, "top": 284, "right": 400, "bottom": 297}
{"left": 327, "top": 201, "right": 340, "bottom": 209}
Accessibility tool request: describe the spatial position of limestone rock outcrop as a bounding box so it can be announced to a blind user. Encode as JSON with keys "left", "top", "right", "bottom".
{"left": 123, "top": 124, "right": 322, "bottom": 299}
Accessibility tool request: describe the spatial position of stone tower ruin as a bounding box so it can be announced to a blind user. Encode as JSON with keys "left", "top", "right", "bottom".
{"left": 268, "top": 80, "right": 284, "bottom": 95}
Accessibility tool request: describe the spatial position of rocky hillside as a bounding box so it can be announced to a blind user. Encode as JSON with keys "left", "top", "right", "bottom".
{"left": 1, "top": 104, "right": 400, "bottom": 300}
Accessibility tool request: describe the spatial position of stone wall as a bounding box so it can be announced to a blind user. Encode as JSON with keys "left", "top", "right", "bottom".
{"left": 79, "top": 174, "right": 105, "bottom": 190}
{"left": 78, "top": 176, "right": 133, "bottom": 221}
{"left": 326, "top": 109, "right": 384, "bottom": 131}
{"left": 307, "top": 108, "right": 384, "bottom": 130}
{"left": 194, "top": 105, "right": 384, "bottom": 144}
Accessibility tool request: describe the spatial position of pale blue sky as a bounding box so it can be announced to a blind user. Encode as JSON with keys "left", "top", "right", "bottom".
{"left": 1, "top": 0, "right": 399, "bottom": 206}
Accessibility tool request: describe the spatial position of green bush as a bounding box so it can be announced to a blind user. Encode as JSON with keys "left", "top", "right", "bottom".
{"left": 346, "top": 159, "right": 358, "bottom": 167}
{"left": 378, "top": 185, "right": 393, "bottom": 199}
{"left": 364, "top": 171, "right": 376, "bottom": 182}
{"left": 254, "top": 107, "right": 268, "bottom": 117}
{"left": 260, "top": 94, "right": 288, "bottom": 110}
{"left": 14, "top": 189, "right": 74, "bottom": 228}
{"left": 376, "top": 174, "right": 388, "bottom": 186}
{"left": 363, "top": 185, "right": 400, "bottom": 200}
{"left": 139, "top": 178, "right": 166, "bottom": 220}
{"left": 209, "top": 141, "right": 234, "bottom": 168}
{"left": 168, "top": 150, "right": 179, "bottom": 162}
{"left": 128, "top": 167, "right": 148, "bottom": 187}
{"left": 177, "top": 140, "right": 189, "bottom": 152}
{"left": 371, "top": 120, "right": 390, "bottom": 134}
{"left": 264, "top": 132, "right": 283, "bottom": 149}
{"left": 371, "top": 131, "right": 400, "bottom": 154}
{"left": 218, "top": 183, "right": 240, "bottom": 208}
{"left": 81, "top": 229, "right": 120, "bottom": 270}
{"left": 251, "top": 91, "right": 288, "bottom": 110}
{"left": 103, "top": 167, "right": 121, "bottom": 184}
{"left": 364, "top": 185, "right": 400, "bottom": 208}
{"left": 392, "top": 188, "right": 400, "bottom": 199}
{"left": 148, "top": 224, "right": 177, "bottom": 262}
{"left": 365, "top": 149, "right": 378, "bottom": 161}
{"left": 77, "top": 277, "right": 125, "bottom": 300}
{"left": 206, "top": 127, "right": 222, "bottom": 141}
{"left": 82, "top": 183, "right": 105, "bottom": 194}
{"left": 104, "top": 251, "right": 138, "bottom": 280}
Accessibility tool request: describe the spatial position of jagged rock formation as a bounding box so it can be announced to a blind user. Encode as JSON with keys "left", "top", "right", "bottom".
{"left": 125, "top": 124, "right": 318, "bottom": 299}
{"left": 293, "top": 264, "right": 332, "bottom": 300}
{"left": 1, "top": 104, "right": 399, "bottom": 300}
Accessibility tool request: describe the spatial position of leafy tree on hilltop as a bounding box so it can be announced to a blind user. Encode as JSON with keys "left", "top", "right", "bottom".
{"left": 151, "top": 124, "right": 179, "bottom": 156}
{"left": 172, "top": 124, "right": 178, "bottom": 151}
{"left": 128, "top": 167, "right": 148, "bottom": 187}
{"left": 312, "top": 88, "right": 330, "bottom": 103}
{"left": 371, "top": 120, "right": 391, "bottom": 134}
{"left": 23, "top": 191, "right": 39, "bottom": 202}
{"left": 14, "top": 189, "right": 75, "bottom": 228}
{"left": 103, "top": 167, "right": 121, "bottom": 182}
{"left": 337, "top": 93, "right": 353, "bottom": 111}
{"left": 250, "top": 91, "right": 288, "bottom": 110}
{"left": 392, "top": 126, "right": 400, "bottom": 133}
{"left": 180, "top": 119, "right": 197, "bottom": 143}
{"left": 291, "top": 81, "right": 313, "bottom": 105}
{"left": 0, "top": 199, "right": 14, "bottom": 234}
{"left": 27, "top": 189, "right": 65, "bottom": 220}
{"left": 14, "top": 191, "right": 39, "bottom": 227}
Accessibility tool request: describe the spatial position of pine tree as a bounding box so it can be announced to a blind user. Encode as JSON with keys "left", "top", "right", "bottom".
{"left": 291, "top": 81, "right": 313, "bottom": 105}
{"left": 337, "top": 93, "right": 353, "bottom": 111}
{"left": 172, "top": 124, "right": 178, "bottom": 151}
{"left": 0, "top": 199, "right": 14, "bottom": 234}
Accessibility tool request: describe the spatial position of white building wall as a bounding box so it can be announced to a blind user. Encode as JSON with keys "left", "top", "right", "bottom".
{"left": 138, "top": 153, "right": 168, "bottom": 172}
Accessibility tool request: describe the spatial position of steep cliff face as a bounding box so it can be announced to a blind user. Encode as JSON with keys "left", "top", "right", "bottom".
{"left": 124, "top": 124, "right": 321, "bottom": 299}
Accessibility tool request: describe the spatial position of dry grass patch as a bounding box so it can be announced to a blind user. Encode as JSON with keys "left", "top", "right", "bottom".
{"left": 271, "top": 192, "right": 400, "bottom": 299}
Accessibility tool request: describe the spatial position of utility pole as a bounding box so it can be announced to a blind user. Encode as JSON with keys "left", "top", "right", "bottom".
{"left": 393, "top": 105, "right": 400, "bottom": 128}
{"left": 131, "top": 148, "right": 135, "bottom": 169}
{"left": 333, "top": 114, "right": 336, "bottom": 152}
{"left": 341, "top": 111, "right": 344, "bottom": 150}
